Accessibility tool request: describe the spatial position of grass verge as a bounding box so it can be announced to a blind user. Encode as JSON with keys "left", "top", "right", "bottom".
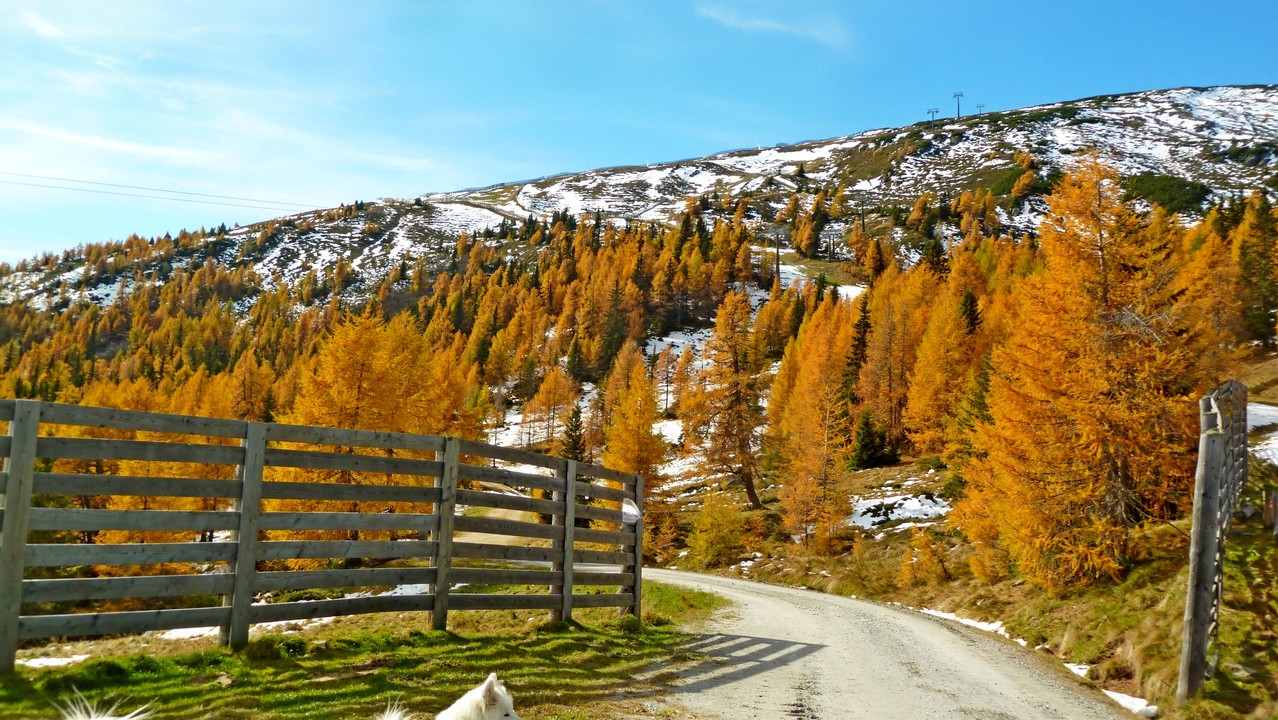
{"left": 0, "top": 582, "right": 726, "bottom": 720}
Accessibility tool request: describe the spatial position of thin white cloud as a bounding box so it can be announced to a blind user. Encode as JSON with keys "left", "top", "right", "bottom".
{"left": 21, "top": 10, "right": 65, "bottom": 39}
{"left": 228, "top": 110, "right": 451, "bottom": 177}
{"left": 0, "top": 117, "right": 217, "bottom": 166}
{"left": 20, "top": 8, "right": 68, "bottom": 39}
{"left": 696, "top": 3, "right": 849, "bottom": 49}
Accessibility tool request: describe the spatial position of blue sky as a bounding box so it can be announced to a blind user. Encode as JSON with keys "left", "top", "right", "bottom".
{"left": 2, "top": 0, "right": 1276, "bottom": 265}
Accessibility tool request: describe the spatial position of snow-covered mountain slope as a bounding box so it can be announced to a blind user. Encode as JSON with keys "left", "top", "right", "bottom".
{"left": 5, "top": 85, "right": 1276, "bottom": 309}
{"left": 437, "top": 85, "right": 1278, "bottom": 221}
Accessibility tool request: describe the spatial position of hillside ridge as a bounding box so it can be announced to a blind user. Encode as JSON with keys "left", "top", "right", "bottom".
{"left": 4, "top": 83, "right": 1276, "bottom": 310}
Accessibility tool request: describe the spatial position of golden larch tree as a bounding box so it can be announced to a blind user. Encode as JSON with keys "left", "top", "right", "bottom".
{"left": 773, "top": 296, "right": 857, "bottom": 549}
{"left": 699, "top": 290, "right": 766, "bottom": 508}
{"left": 904, "top": 286, "right": 976, "bottom": 455}
{"left": 955, "top": 155, "right": 1234, "bottom": 588}
{"left": 524, "top": 365, "right": 577, "bottom": 448}
{"left": 856, "top": 264, "right": 941, "bottom": 452}
{"left": 601, "top": 361, "right": 664, "bottom": 481}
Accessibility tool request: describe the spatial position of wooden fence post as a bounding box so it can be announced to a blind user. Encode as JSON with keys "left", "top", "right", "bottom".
{"left": 550, "top": 465, "right": 563, "bottom": 617}
{"left": 627, "top": 473, "right": 643, "bottom": 618}
{"left": 551, "top": 461, "right": 578, "bottom": 622}
{"left": 1272, "top": 487, "right": 1278, "bottom": 544}
{"left": 432, "top": 437, "right": 459, "bottom": 631}
{"left": 1266, "top": 486, "right": 1278, "bottom": 542}
{"left": 0, "top": 400, "right": 41, "bottom": 674}
{"left": 222, "top": 422, "right": 266, "bottom": 651}
{"left": 1178, "top": 398, "right": 1223, "bottom": 703}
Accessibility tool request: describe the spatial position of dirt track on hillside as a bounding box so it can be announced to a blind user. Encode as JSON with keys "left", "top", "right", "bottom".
{"left": 647, "top": 569, "right": 1129, "bottom": 720}
{"left": 452, "top": 482, "right": 542, "bottom": 546}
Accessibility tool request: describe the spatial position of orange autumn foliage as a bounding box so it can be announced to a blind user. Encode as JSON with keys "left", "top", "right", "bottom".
{"left": 955, "top": 155, "right": 1239, "bottom": 588}
{"left": 771, "top": 295, "right": 858, "bottom": 549}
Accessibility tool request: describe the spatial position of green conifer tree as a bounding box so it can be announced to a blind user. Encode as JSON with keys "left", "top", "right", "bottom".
{"left": 565, "top": 336, "right": 587, "bottom": 383}
{"left": 559, "top": 402, "right": 588, "bottom": 462}
{"left": 839, "top": 294, "right": 871, "bottom": 408}
{"left": 596, "top": 281, "right": 628, "bottom": 377}
{"left": 958, "top": 289, "right": 982, "bottom": 335}
{"left": 920, "top": 235, "right": 948, "bottom": 275}
{"left": 848, "top": 410, "right": 896, "bottom": 469}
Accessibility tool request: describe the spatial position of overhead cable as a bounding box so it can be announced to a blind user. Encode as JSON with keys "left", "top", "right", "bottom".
{"left": 0, "top": 171, "right": 319, "bottom": 208}
{"left": 0, "top": 179, "right": 310, "bottom": 212}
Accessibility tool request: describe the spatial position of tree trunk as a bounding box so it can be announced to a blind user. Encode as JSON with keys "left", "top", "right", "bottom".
{"left": 741, "top": 470, "right": 762, "bottom": 509}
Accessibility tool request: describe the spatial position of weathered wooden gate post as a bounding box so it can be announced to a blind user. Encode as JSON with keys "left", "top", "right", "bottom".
{"left": 222, "top": 421, "right": 266, "bottom": 651}
{"left": 551, "top": 460, "right": 578, "bottom": 622}
{"left": 1178, "top": 381, "right": 1248, "bottom": 703}
{"left": 0, "top": 400, "right": 41, "bottom": 674}
{"left": 432, "top": 437, "right": 459, "bottom": 631}
{"left": 1178, "top": 397, "right": 1222, "bottom": 702}
{"left": 626, "top": 474, "right": 643, "bottom": 617}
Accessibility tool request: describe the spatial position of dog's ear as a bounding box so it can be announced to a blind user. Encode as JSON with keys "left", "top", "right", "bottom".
{"left": 481, "top": 673, "right": 501, "bottom": 707}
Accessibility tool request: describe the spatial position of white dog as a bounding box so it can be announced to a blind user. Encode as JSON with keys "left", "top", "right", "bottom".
{"left": 55, "top": 672, "right": 520, "bottom": 720}
{"left": 376, "top": 673, "right": 521, "bottom": 720}
{"left": 54, "top": 691, "right": 152, "bottom": 720}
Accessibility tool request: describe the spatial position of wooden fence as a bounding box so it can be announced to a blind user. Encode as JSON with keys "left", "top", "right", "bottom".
{"left": 0, "top": 399, "right": 643, "bottom": 673}
{"left": 1177, "top": 380, "right": 1247, "bottom": 702}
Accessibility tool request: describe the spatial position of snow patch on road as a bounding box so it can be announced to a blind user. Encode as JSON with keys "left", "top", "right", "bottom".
{"left": 1103, "top": 690, "right": 1159, "bottom": 717}
{"left": 919, "top": 608, "right": 1018, "bottom": 642}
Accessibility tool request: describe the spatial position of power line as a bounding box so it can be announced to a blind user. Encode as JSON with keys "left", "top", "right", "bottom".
{"left": 0, "top": 179, "right": 309, "bottom": 213}
{"left": 0, "top": 171, "right": 320, "bottom": 209}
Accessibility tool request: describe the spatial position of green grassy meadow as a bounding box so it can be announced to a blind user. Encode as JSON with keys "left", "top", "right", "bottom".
{"left": 0, "top": 583, "right": 726, "bottom": 720}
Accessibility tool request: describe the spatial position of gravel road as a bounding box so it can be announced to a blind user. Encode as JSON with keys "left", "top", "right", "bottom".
{"left": 647, "top": 569, "right": 1130, "bottom": 720}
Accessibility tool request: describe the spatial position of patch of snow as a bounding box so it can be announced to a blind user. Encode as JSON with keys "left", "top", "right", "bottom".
{"left": 426, "top": 202, "right": 511, "bottom": 237}
{"left": 1248, "top": 402, "right": 1278, "bottom": 431}
{"left": 654, "top": 419, "right": 682, "bottom": 445}
{"left": 659, "top": 454, "right": 706, "bottom": 488}
{"left": 1248, "top": 403, "right": 1278, "bottom": 466}
{"left": 919, "top": 608, "right": 1015, "bottom": 640}
{"left": 1104, "top": 690, "right": 1158, "bottom": 717}
{"left": 16, "top": 654, "right": 91, "bottom": 668}
{"left": 846, "top": 493, "right": 950, "bottom": 528}
{"left": 380, "top": 583, "right": 432, "bottom": 597}
{"left": 155, "top": 615, "right": 337, "bottom": 641}
{"left": 887, "top": 520, "right": 939, "bottom": 533}
{"left": 646, "top": 327, "right": 713, "bottom": 360}
{"left": 156, "top": 626, "right": 220, "bottom": 641}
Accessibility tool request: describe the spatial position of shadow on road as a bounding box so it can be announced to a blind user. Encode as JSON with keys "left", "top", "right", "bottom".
{"left": 670, "top": 632, "right": 825, "bottom": 694}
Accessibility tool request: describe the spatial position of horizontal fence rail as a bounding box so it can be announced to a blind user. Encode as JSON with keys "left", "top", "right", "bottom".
{"left": 0, "top": 399, "right": 643, "bottom": 673}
